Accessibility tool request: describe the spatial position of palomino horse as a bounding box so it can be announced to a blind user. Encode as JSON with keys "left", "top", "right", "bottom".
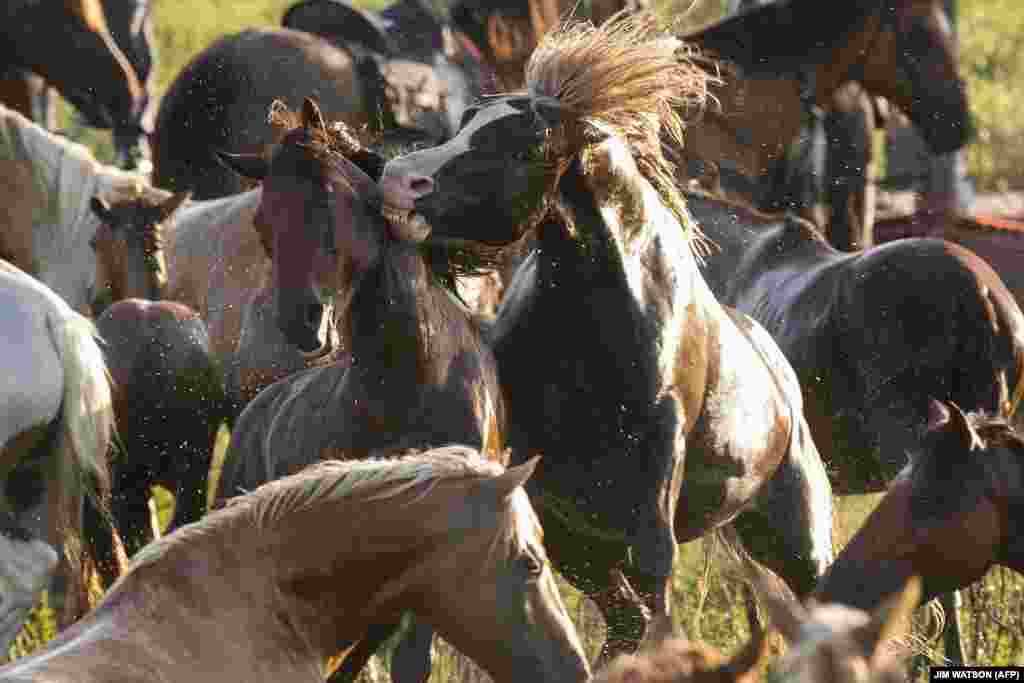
{"left": 689, "top": 192, "right": 1024, "bottom": 664}
{"left": 379, "top": 18, "right": 835, "bottom": 663}
{"left": 0, "top": 104, "right": 156, "bottom": 315}
{"left": 762, "top": 576, "right": 921, "bottom": 683}
{"left": 0, "top": 260, "right": 116, "bottom": 651}
{"left": 679, "top": 0, "right": 968, "bottom": 251}
{"left": 0, "top": 0, "right": 144, "bottom": 162}
{"left": 214, "top": 99, "right": 513, "bottom": 682}
{"left": 815, "top": 401, "right": 1024, "bottom": 616}
{"left": 0, "top": 449, "right": 590, "bottom": 683}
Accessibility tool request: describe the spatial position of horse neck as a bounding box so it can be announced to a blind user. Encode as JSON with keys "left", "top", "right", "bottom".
{"left": 344, "top": 245, "right": 481, "bottom": 393}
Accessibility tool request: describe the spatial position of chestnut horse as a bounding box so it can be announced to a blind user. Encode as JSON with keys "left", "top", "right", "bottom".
{"left": 0, "top": 450, "right": 588, "bottom": 683}
{"left": 379, "top": 17, "right": 835, "bottom": 665}
{"left": 0, "top": 0, "right": 144, "bottom": 165}
{"left": 214, "top": 99, "right": 518, "bottom": 682}
{"left": 0, "top": 260, "right": 116, "bottom": 652}
{"left": 815, "top": 401, "right": 1024, "bottom": 618}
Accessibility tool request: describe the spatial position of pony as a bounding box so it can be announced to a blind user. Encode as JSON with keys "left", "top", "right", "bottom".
{"left": 377, "top": 17, "right": 835, "bottom": 664}
{"left": 688, "top": 191, "right": 1024, "bottom": 665}
{"left": 214, "top": 98, "right": 514, "bottom": 681}
{"left": 85, "top": 194, "right": 228, "bottom": 581}
{"left": 0, "top": 103, "right": 156, "bottom": 315}
{"left": 815, "top": 400, "right": 1024, "bottom": 618}
{"left": 676, "top": 0, "right": 969, "bottom": 251}
{"left": 761, "top": 576, "right": 921, "bottom": 683}
{"left": 150, "top": 0, "right": 491, "bottom": 200}
{"left": 0, "top": 259, "right": 117, "bottom": 651}
{"left": 0, "top": 0, "right": 145, "bottom": 165}
{"left": 0, "top": 449, "right": 589, "bottom": 683}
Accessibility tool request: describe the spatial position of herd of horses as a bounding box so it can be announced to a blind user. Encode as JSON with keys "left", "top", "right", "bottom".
{"left": 2, "top": 0, "right": 1024, "bottom": 682}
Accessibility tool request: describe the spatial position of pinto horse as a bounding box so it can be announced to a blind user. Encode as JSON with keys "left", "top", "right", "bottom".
{"left": 677, "top": 0, "right": 969, "bottom": 251}
{"left": 214, "top": 99, "right": 523, "bottom": 682}
{"left": 815, "top": 401, "right": 1024, "bottom": 618}
{"left": 0, "top": 260, "right": 117, "bottom": 652}
{"left": 378, "top": 18, "right": 835, "bottom": 664}
{"left": 0, "top": 449, "right": 588, "bottom": 683}
{"left": 0, "top": 0, "right": 145, "bottom": 166}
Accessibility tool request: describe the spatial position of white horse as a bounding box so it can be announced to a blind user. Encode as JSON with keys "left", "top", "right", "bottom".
{"left": 0, "top": 260, "right": 116, "bottom": 652}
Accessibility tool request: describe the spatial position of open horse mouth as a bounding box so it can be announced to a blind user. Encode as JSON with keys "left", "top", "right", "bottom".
{"left": 299, "top": 302, "right": 338, "bottom": 361}
{"left": 381, "top": 204, "right": 432, "bottom": 242}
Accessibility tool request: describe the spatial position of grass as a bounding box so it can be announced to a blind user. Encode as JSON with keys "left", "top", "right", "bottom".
{"left": 17, "top": 0, "right": 1024, "bottom": 677}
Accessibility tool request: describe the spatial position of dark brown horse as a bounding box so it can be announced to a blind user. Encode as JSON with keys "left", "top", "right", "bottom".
{"left": 0, "top": 0, "right": 145, "bottom": 166}
{"left": 214, "top": 100, "right": 530, "bottom": 682}
{"left": 378, "top": 18, "right": 835, "bottom": 665}
{"left": 0, "top": 450, "right": 588, "bottom": 683}
{"left": 814, "top": 401, "right": 1024, "bottom": 622}
{"left": 82, "top": 194, "right": 228, "bottom": 584}
{"left": 678, "top": 0, "right": 969, "bottom": 251}
{"left": 151, "top": 0, "right": 491, "bottom": 200}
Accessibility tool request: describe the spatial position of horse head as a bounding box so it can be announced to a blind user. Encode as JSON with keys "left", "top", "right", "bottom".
{"left": 217, "top": 98, "right": 389, "bottom": 355}
{"left": 88, "top": 191, "right": 186, "bottom": 312}
{"left": 8, "top": 0, "right": 145, "bottom": 156}
{"left": 378, "top": 17, "right": 705, "bottom": 253}
{"left": 816, "top": 399, "right": 1024, "bottom": 610}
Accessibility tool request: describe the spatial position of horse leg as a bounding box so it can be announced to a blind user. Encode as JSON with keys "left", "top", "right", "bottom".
{"left": 731, "top": 418, "right": 835, "bottom": 600}
{"left": 940, "top": 590, "right": 967, "bottom": 666}
{"left": 825, "top": 83, "right": 876, "bottom": 251}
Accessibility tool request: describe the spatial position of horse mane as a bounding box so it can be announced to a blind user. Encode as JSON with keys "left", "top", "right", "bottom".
{"left": 524, "top": 15, "right": 709, "bottom": 239}
{"left": 127, "top": 447, "right": 515, "bottom": 572}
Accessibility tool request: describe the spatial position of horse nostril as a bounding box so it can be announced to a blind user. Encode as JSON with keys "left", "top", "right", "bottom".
{"left": 306, "top": 303, "right": 324, "bottom": 328}
{"left": 409, "top": 176, "right": 434, "bottom": 197}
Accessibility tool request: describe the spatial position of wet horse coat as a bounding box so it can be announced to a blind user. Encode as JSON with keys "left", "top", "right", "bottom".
{"left": 378, "top": 19, "right": 834, "bottom": 662}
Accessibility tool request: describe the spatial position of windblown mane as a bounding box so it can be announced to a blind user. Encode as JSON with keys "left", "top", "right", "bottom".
{"left": 524, "top": 16, "right": 709, "bottom": 239}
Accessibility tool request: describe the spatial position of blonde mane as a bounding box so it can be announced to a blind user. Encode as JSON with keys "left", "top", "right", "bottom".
{"left": 525, "top": 15, "right": 710, "bottom": 236}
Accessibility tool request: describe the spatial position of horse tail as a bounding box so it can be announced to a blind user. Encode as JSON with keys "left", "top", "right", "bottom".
{"left": 47, "top": 310, "right": 117, "bottom": 617}
{"left": 965, "top": 270, "right": 1024, "bottom": 420}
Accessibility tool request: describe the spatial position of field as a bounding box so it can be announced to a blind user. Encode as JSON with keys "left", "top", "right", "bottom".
{"left": 15, "top": 0, "right": 1024, "bottom": 679}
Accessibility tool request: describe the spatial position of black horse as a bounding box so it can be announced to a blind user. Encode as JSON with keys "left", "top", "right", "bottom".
{"left": 150, "top": 0, "right": 492, "bottom": 199}
{"left": 378, "top": 18, "right": 835, "bottom": 665}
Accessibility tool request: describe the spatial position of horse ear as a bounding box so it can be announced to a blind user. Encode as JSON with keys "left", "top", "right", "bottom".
{"left": 927, "top": 399, "right": 983, "bottom": 453}
{"left": 482, "top": 455, "right": 540, "bottom": 500}
{"left": 722, "top": 628, "right": 771, "bottom": 681}
{"left": 215, "top": 150, "right": 269, "bottom": 181}
{"left": 154, "top": 191, "right": 191, "bottom": 223}
{"left": 850, "top": 576, "right": 921, "bottom": 660}
{"left": 926, "top": 398, "right": 950, "bottom": 432}
{"left": 90, "top": 196, "right": 114, "bottom": 222}
{"left": 947, "top": 401, "right": 984, "bottom": 452}
{"left": 302, "top": 97, "right": 328, "bottom": 134}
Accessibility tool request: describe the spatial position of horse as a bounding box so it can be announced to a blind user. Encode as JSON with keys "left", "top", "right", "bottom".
{"left": 688, "top": 192, "right": 1024, "bottom": 665}
{"left": 378, "top": 17, "right": 835, "bottom": 664}
{"left": 213, "top": 98, "right": 515, "bottom": 682}
{"left": 592, "top": 633, "right": 769, "bottom": 683}
{"left": 676, "top": 0, "right": 969, "bottom": 252}
{"left": 0, "top": 103, "right": 157, "bottom": 316}
{"left": 815, "top": 400, "right": 1024, "bottom": 618}
{"left": 0, "top": 0, "right": 145, "bottom": 167}
{"left": 150, "top": 0, "right": 491, "bottom": 200}
{"left": 761, "top": 575, "right": 920, "bottom": 683}
{"left": 0, "top": 259, "right": 117, "bottom": 652}
{"left": 0, "top": 449, "right": 590, "bottom": 683}
{"left": 84, "top": 194, "right": 228, "bottom": 581}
